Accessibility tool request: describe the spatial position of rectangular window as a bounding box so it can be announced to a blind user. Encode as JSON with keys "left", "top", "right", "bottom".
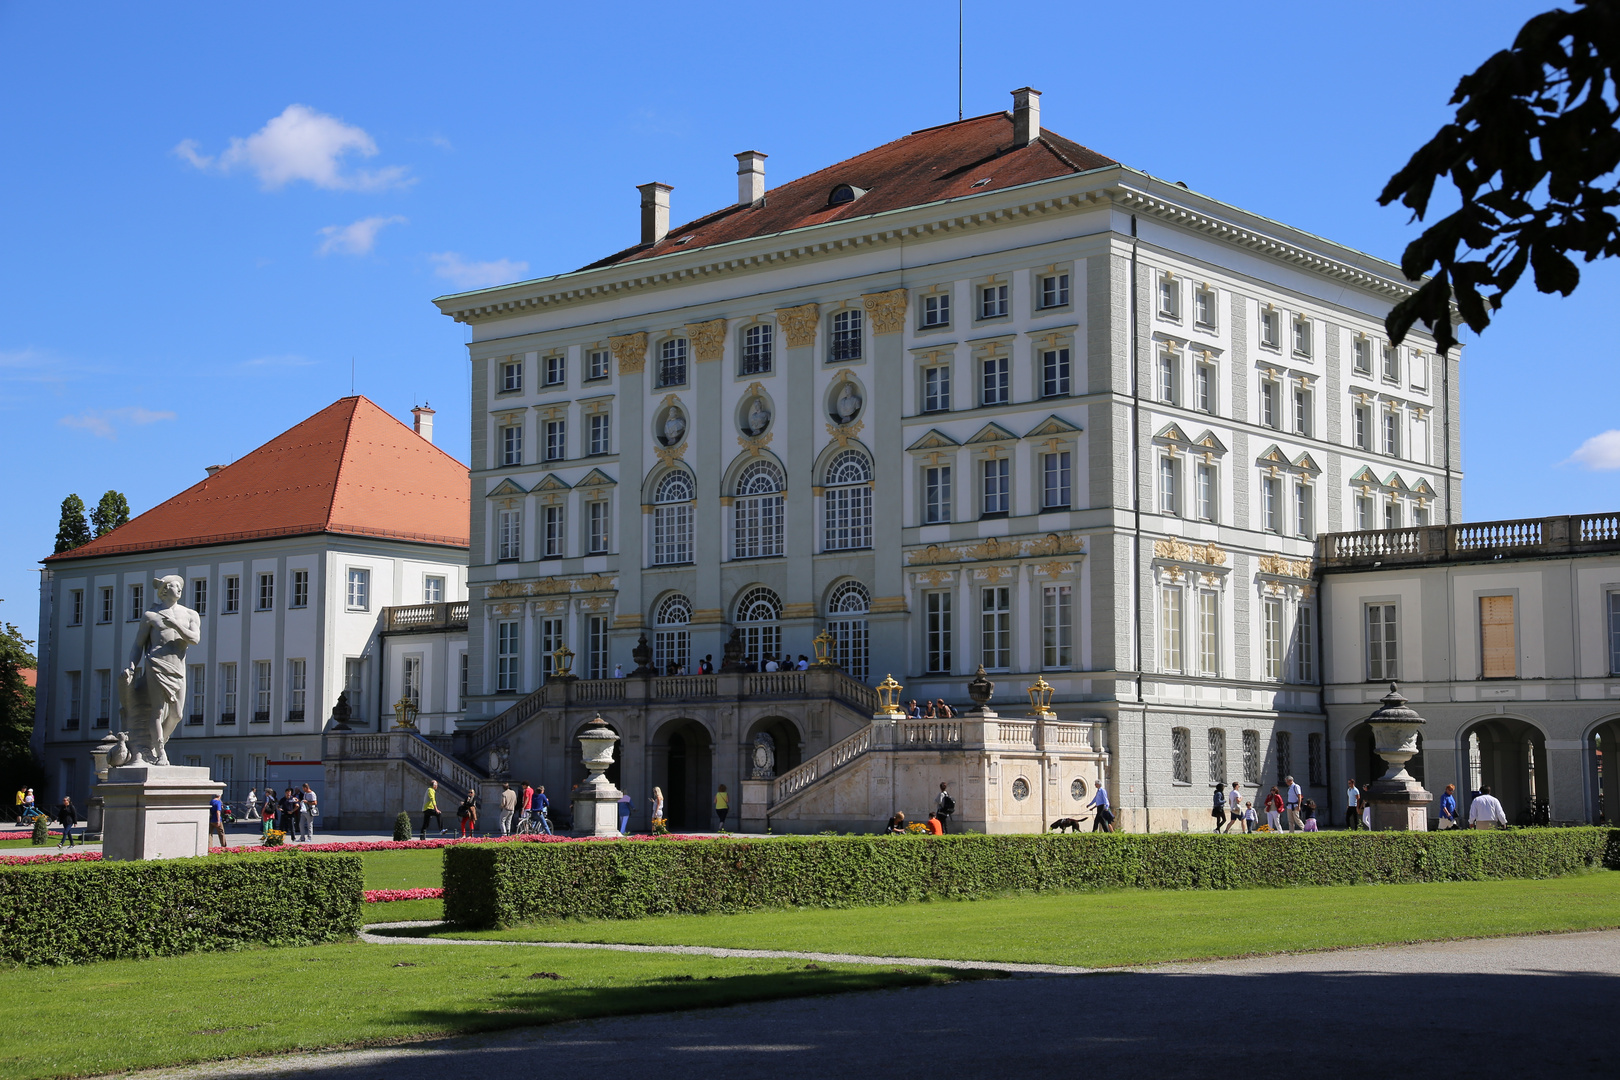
{"left": 1295, "top": 482, "right": 1313, "bottom": 538}
{"left": 66, "top": 670, "right": 82, "bottom": 726}
{"left": 742, "top": 323, "right": 773, "bottom": 374}
{"left": 290, "top": 569, "right": 308, "bottom": 608}
{"left": 980, "top": 586, "right": 1011, "bottom": 670}
{"left": 344, "top": 658, "right": 364, "bottom": 724}
{"left": 99, "top": 587, "right": 113, "bottom": 623}
{"left": 542, "top": 505, "right": 564, "bottom": 558}
{"left": 1160, "top": 587, "right": 1183, "bottom": 673}
{"left": 1292, "top": 316, "right": 1311, "bottom": 356}
{"left": 1357, "top": 494, "right": 1374, "bottom": 531}
{"left": 1385, "top": 500, "right": 1402, "bottom": 530}
{"left": 501, "top": 359, "right": 522, "bottom": 393}
{"left": 1041, "top": 348, "right": 1071, "bottom": 398}
{"left": 1160, "top": 456, "right": 1180, "bottom": 516}
{"left": 979, "top": 283, "right": 1008, "bottom": 319}
{"left": 538, "top": 616, "right": 564, "bottom": 683}
{"left": 588, "top": 413, "right": 611, "bottom": 456}
{"left": 1480, "top": 595, "right": 1516, "bottom": 678}
{"left": 659, "top": 337, "right": 688, "bottom": 387}
{"left": 1196, "top": 462, "right": 1216, "bottom": 523}
{"left": 223, "top": 576, "right": 240, "bottom": 614}
{"left": 1260, "top": 381, "right": 1278, "bottom": 429}
{"left": 187, "top": 664, "right": 204, "bottom": 723}
{"left": 1609, "top": 593, "right": 1620, "bottom": 675}
{"left": 1411, "top": 350, "right": 1428, "bottom": 389}
{"left": 1196, "top": 363, "right": 1214, "bottom": 413}
{"left": 255, "top": 573, "right": 273, "bottom": 611}
{"left": 980, "top": 356, "right": 1009, "bottom": 406}
{"left": 1194, "top": 285, "right": 1215, "bottom": 327}
{"left": 1383, "top": 410, "right": 1400, "bottom": 456}
{"left": 1366, "top": 603, "right": 1398, "bottom": 681}
{"left": 187, "top": 578, "right": 204, "bottom": 616}
{"left": 1042, "top": 584, "right": 1072, "bottom": 669}
{"left": 1276, "top": 731, "right": 1293, "bottom": 787}
{"left": 924, "top": 465, "right": 952, "bottom": 524}
{"left": 424, "top": 575, "right": 445, "bottom": 603}
{"left": 496, "top": 620, "right": 520, "bottom": 693}
{"left": 1208, "top": 728, "right": 1227, "bottom": 784}
{"left": 1172, "top": 727, "right": 1191, "bottom": 784}
{"left": 830, "top": 309, "right": 862, "bottom": 362}
{"left": 921, "top": 292, "right": 951, "bottom": 327}
{"left": 96, "top": 669, "right": 111, "bottom": 726}
{"left": 459, "top": 651, "right": 469, "bottom": 701}
{"left": 498, "top": 509, "right": 521, "bottom": 561}
{"left": 501, "top": 424, "right": 523, "bottom": 466}
{"left": 586, "top": 615, "right": 609, "bottom": 680}
{"left": 1308, "top": 732, "right": 1326, "bottom": 786}
{"left": 403, "top": 656, "right": 421, "bottom": 706}
{"left": 1264, "top": 599, "right": 1284, "bottom": 680}
{"left": 1295, "top": 604, "right": 1316, "bottom": 683}
{"left": 1262, "top": 475, "right": 1281, "bottom": 533}
{"left": 1158, "top": 275, "right": 1180, "bottom": 319}
{"left": 346, "top": 567, "right": 370, "bottom": 609}
{"left": 287, "top": 659, "right": 306, "bottom": 719}
{"left": 1354, "top": 405, "right": 1370, "bottom": 450}
{"left": 1243, "top": 730, "right": 1260, "bottom": 785}
{"left": 926, "top": 591, "right": 953, "bottom": 673}
{"left": 924, "top": 365, "right": 952, "bottom": 412}
{"left": 588, "top": 349, "right": 610, "bottom": 381}
{"left": 1414, "top": 504, "right": 1430, "bottom": 526}
{"left": 544, "top": 354, "right": 565, "bottom": 387}
{"left": 1353, "top": 338, "right": 1371, "bottom": 375}
{"left": 1039, "top": 272, "right": 1070, "bottom": 309}
{"left": 129, "top": 583, "right": 144, "bottom": 621}
{"left": 219, "top": 663, "right": 236, "bottom": 723}
{"left": 981, "top": 457, "right": 1009, "bottom": 517}
{"left": 588, "top": 500, "right": 611, "bottom": 554}
{"left": 1198, "top": 589, "right": 1219, "bottom": 676}
{"left": 1382, "top": 343, "right": 1400, "bottom": 382}
{"left": 1159, "top": 352, "right": 1178, "bottom": 405}
{"left": 1260, "top": 307, "right": 1281, "bottom": 348}
{"left": 545, "top": 419, "right": 566, "bottom": 462}
{"left": 68, "top": 590, "right": 83, "bottom": 626}
{"left": 1294, "top": 387, "right": 1311, "bottom": 436}
{"left": 253, "top": 660, "right": 272, "bottom": 722}
{"left": 1042, "top": 451, "right": 1071, "bottom": 510}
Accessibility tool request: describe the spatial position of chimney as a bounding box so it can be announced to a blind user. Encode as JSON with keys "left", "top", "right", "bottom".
{"left": 735, "top": 151, "right": 767, "bottom": 206}
{"left": 412, "top": 402, "right": 436, "bottom": 444}
{"left": 1012, "top": 86, "right": 1042, "bottom": 147}
{"left": 638, "top": 181, "right": 673, "bottom": 245}
{"left": 204, "top": 464, "right": 224, "bottom": 477}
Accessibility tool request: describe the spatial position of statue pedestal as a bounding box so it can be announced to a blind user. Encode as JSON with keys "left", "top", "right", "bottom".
{"left": 82, "top": 796, "right": 105, "bottom": 842}
{"left": 100, "top": 765, "right": 223, "bottom": 861}
{"left": 740, "top": 779, "right": 770, "bottom": 833}
{"left": 572, "top": 781, "right": 624, "bottom": 838}
{"left": 1367, "top": 778, "right": 1433, "bottom": 831}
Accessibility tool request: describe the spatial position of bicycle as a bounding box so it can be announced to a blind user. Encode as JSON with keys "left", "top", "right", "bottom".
{"left": 516, "top": 810, "right": 551, "bottom": 835}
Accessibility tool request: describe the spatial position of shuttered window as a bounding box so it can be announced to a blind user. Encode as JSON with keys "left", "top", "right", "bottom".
{"left": 1480, "top": 595, "right": 1516, "bottom": 678}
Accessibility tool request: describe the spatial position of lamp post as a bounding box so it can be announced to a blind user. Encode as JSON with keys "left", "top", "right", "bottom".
{"left": 812, "top": 629, "right": 838, "bottom": 668}
{"left": 551, "top": 642, "right": 576, "bottom": 682}
{"left": 1364, "top": 682, "right": 1434, "bottom": 830}
{"left": 1026, "top": 675, "right": 1056, "bottom": 719}
{"left": 392, "top": 695, "right": 419, "bottom": 732}
{"left": 874, "top": 674, "right": 905, "bottom": 720}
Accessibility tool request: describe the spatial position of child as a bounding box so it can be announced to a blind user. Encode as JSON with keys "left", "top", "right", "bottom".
{"left": 1302, "top": 799, "right": 1319, "bottom": 832}
{"left": 1243, "top": 800, "right": 1258, "bottom": 833}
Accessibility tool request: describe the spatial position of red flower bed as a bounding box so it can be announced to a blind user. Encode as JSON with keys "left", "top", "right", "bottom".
{"left": 219, "top": 832, "right": 710, "bottom": 855}
{"left": 0, "top": 850, "right": 102, "bottom": 866}
{"left": 364, "top": 887, "right": 444, "bottom": 903}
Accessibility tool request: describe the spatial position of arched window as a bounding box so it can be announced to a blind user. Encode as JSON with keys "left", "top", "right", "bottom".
{"left": 825, "top": 580, "right": 871, "bottom": 680}
{"left": 654, "top": 594, "right": 692, "bottom": 675}
{"left": 653, "top": 470, "right": 694, "bottom": 566}
{"left": 823, "top": 450, "right": 872, "bottom": 551}
{"left": 734, "top": 461, "right": 784, "bottom": 559}
{"left": 735, "top": 587, "right": 783, "bottom": 668}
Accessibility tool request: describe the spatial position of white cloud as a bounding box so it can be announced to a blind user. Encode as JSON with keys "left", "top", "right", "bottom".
{"left": 174, "top": 105, "right": 411, "bottom": 191}
{"left": 59, "top": 407, "right": 177, "bottom": 440}
{"left": 317, "top": 215, "right": 406, "bottom": 256}
{"left": 1566, "top": 430, "right": 1620, "bottom": 471}
{"left": 430, "top": 252, "right": 530, "bottom": 290}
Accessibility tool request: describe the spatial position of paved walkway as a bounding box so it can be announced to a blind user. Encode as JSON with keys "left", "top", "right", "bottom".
{"left": 129, "top": 930, "right": 1620, "bottom": 1078}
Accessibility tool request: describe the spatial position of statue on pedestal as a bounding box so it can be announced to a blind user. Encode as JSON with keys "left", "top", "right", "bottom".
{"left": 117, "top": 575, "right": 200, "bottom": 766}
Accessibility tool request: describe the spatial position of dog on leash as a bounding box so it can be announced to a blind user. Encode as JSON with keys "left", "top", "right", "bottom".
{"left": 1049, "top": 817, "right": 1087, "bottom": 833}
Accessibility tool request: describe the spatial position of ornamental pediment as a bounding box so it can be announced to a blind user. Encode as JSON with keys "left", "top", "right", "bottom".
{"left": 907, "top": 429, "right": 960, "bottom": 452}
{"left": 575, "top": 468, "right": 616, "bottom": 488}
{"left": 488, "top": 477, "right": 528, "bottom": 497}
{"left": 965, "top": 422, "right": 1018, "bottom": 445}
{"left": 533, "top": 473, "right": 572, "bottom": 493}
{"left": 1190, "top": 430, "right": 1228, "bottom": 456}
{"left": 1154, "top": 422, "right": 1192, "bottom": 446}
{"left": 1348, "top": 465, "right": 1381, "bottom": 487}
{"left": 1025, "top": 414, "right": 1081, "bottom": 438}
{"left": 1292, "top": 452, "right": 1321, "bottom": 475}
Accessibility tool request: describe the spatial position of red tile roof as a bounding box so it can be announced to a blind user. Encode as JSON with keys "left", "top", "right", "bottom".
{"left": 582, "top": 111, "right": 1116, "bottom": 270}
{"left": 47, "top": 397, "right": 469, "bottom": 561}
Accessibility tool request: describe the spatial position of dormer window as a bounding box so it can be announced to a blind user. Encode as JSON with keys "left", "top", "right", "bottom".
{"left": 828, "top": 183, "right": 867, "bottom": 206}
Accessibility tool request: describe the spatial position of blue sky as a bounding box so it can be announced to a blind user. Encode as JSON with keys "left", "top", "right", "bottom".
{"left": 2, "top": 0, "right": 1616, "bottom": 644}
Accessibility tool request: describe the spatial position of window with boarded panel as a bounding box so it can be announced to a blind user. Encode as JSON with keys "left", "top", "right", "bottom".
{"left": 1480, "top": 595, "right": 1516, "bottom": 678}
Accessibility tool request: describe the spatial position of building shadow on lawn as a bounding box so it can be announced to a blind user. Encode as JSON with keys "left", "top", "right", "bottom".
{"left": 222, "top": 969, "right": 1620, "bottom": 1079}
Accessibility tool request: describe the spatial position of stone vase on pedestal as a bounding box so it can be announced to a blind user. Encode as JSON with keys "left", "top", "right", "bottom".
{"left": 1364, "top": 682, "right": 1434, "bottom": 831}
{"left": 572, "top": 717, "right": 624, "bottom": 837}
{"left": 100, "top": 764, "right": 224, "bottom": 860}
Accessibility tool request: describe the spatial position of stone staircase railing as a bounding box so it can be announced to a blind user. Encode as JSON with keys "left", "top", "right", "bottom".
{"left": 771, "top": 725, "right": 874, "bottom": 804}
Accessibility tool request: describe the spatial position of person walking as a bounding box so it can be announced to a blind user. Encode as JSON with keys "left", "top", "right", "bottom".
{"left": 421, "top": 780, "right": 443, "bottom": 839}
{"left": 262, "top": 788, "right": 278, "bottom": 842}
{"left": 520, "top": 782, "right": 534, "bottom": 829}
{"left": 1344, "top": 778, "right": 1361, "bottom": 830}
{"left": 1438, "top": 784, "right": 1459, "bottom": 829}
{"left": 1264, "top": 786, "right": 1284, "bottom": 831}
{"left": 650, "top": 785, "right": 665, "bottom": 826}
{"left": 617, "top": 791, "right": 633, "bottom": 835}
{"left": 207, "top": 792, "right": 227, "bottom": 850}
{"left": 298, "top": 783, "right": 317, "bottom": 842}
{"left": 498, "top": 783, "right": 517, "bottom": 836}
{"left": 1283, "top": 775, "right": 1303, "bottom": 832}
{"left": 1243, "top": 800, "right": 1258, "bottom": 833}
{"left": 457, "top": 791, "right": 477, "bottom": 837}
{"left": 1224, "top": 781, "right": 1244, "bottom": 833}
{"left": 1361, "top": 784, "right": 1374, "bottom": 830}
{"left": 935, "top": 782, "right": 955, "bottom": 833}
{"left": 55, "top": 796, "right": 79, "bottom": 848}
{"left": 1088, "top": 782, "right": 1114, "bottom": 832}
{"left": 245, "top": 787, "right": 259, "bottom": 822}
{"left": 1469, "top": 785, "right": 1508, "bottom": 829}
{"left": 714, "top": 785, "right": 730, "bottom": 831}
{"left": 279, "top": 788, "right": 302, "bottom": 839}
{"left": 533, "top": 785, "right": 552, "bottom": 835}
{"left": 1211, "top": 782, "right": 1228, "bottom": 832}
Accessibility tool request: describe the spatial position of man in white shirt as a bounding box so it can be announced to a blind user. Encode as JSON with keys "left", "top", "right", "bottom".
{"left": 1468, "top": 785, "right": 1508, "bottom": 829}
{"left": 1344, "top": 779, "right": 1361, "bottom": 830}
{"left": 1284, "top": 775, "right": 1303, "bottom": 832}
{"left": 498, "top": 783, "right": 517, "bottom": 835}
{"left": 1088, "top": 783, "right": 1113, "bottom": 832}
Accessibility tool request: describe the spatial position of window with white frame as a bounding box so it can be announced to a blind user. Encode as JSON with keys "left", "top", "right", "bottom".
{"left": 129, "top": 583, "right": 144, "bottom": 621}
{"left": 498, "top": 423, "right": 522, "bottom": 467}
{"left": 1194, "top": 284, "right": 1216, "bottom": 327}
{"left": 1160, "top": 456, "right": 1180, "bottom": 516}
{"left": 659, "top": 337, "right": 688, "bottom": 387}
{"left": 980, "top": 586, "right": 1011, "bottom": 670}
{"left": 68, "top": 590, "right": 82, "bottom": 626}
{"left": 734, "top": 460, "right": 785, "bottom": 559}
{"left": 403, "top": 656, "right": 421, "bottom": 707}
{"left": 1198, "top": 588, "right": 1220, "bottom": 675}
{"left": 1357, "top": 493, "right": 1374, "bottom": 530}
{"left": 1608, "top": 592, "right": 1620, "bottom": 674}
{"left": 93, "top": 669, "right": 112, "bottom": 727}
{"left": 1260, "top": 380, "right": 1278, "bottom": 429}
{"left": 1171, "top": 727, "right": 1191, "bottom": 783}
{"left": 981, "top": 457, "right": 1010, "bottom": 517}
{"left": 826, "top": 580, "right": 871, "bottom": 680}
{"left": 1295, "top": 482, "right": 1313, "bottom": 537}
{"left": 924, "top": 464, "right": 952, "bottom": 524}
{"left": 587, "top": 349, "right": 610, "bottom": 381}
{"left": 1292, "top": 316, "right": 1311, "bottom": 357}
{"left": 588, "top": 500, "right": 611, "bottom": 554}
{"left": 1196, "top": 461, "right": 1217, "bottom": 522}
{"left": 1385, "top": 498, "right": 1402, "bottom": 530}
{"left": 981, "top": 354, "right": 1009, "bottom": 405}
{"left": 1041, "top": 348, "right": 1071, "bottom": 397}
{"left": 586, "top": 615, "right": 609, "bottom": 680}
{"left": 1383, "top": 409, "right": 1400, "bottom": 456}
{"left": 653, "top": 471, "right": 694, "bottom": 565}
{"left": 497, "top": 508, "right": 522, "bottom": 561}
{"left": 588, "top": 412, "right": 610, "bottom": 456}
{"left": 1042, "top": 450, "right": 1072, "bottom": 510}
{"left": 1208, "top": 728, "right": 1227, "bottom": 784}
{"left": 544, "top": 419, "right": 566, "bottom": 462}
{"left": 542, "top": 504, "right": 564, "bottom": 558}
{"left": 539, "top": 616, "right": 564, "bottom": 682}
{"left": 253, "top": 660, "right": 272, "bottom": 721}
{"left": 256, "top": 574, "right": 273, "bottom": 611}
{"left": 66, "top": 670, "right": 82, "bottom": 725}
{"left": 346, "top": 567, "right": 370, "bottom": 611}
{"left": 923, "top": 365, "right": 951, "bottom": 412}
{"left": 736, "top": 587, "right": 783, "bottom": 668}
{"left": 1259, "top": 307, "right": 1281, "bottom": 348}
{"left": 1159, "top": 350, "right": 1178, "bottom": 405}
{"left": 979, "top": 282, "right": 1009, "bottom": 319}
{"left": 287, "top": 659, "right": 306, "bottom": 719}
{"left": 218, "top": 663, "right": 236, "bottom": 723}
{"left": 496, "top": 620, "right": 520, "bottom": 693}
{"left": 344, "top": 658, "right": 365, "bottom": 724}
{"left": 829, "top": 309, "right": 863, "bottom": 362}
{"left": 1158, "top": 274, "right": 1180, "bottom": 319}
{"left": 291, "top": 569, "right": 309, "bottom": 608}
{"left": 1294, "top": 386, "right": 1311, "bottom": 436}
{"left": 501, "top": 359, "right": 523, "bottom": 393}
{"left": 1381, "top": 342, "right": 1400, "bottom": 382}
{"left": 424, "top": 575, "right": 445, "bottom": 603}
{"left": 1354, "top": 403, "right": 1371, "bottom": 449}
{"left": 1242, "top": 729, "right": 1260, "bottom": 785}
{"left": 1264, "top": 599, "right": 1284, "bottom": 680}
{"left": 1042, "top": 584, "right": 1072, "bottom": 669}
{"left": 1039, "top": 271, "right": 1070, "bottom": 309}
{"left": 925, "top": 590, "right": 953, "bottom": 673}
{"left": 742, "top": 323, "right": 773, "bottom": 374}
{"left": 99, "top": 587, "right": 113, "bottom": 623}
{"left": 1366, "top": 602, "right": 1398, "bottom": 680}
{"left": 1196, "top": 360, "right": 1215, "bottom": 413}
{"left": 1294, "top": 604, "right": 1316, "bottom": 683}
{"left": 1353, "top": 338, "right": 1372, "bottom": 375}
{"left": 1262, "top": 475, "right": 1281, "bottom": 533}
{"left": 223, "top": 576, "right": 240, "bottom": 614}
{"left": 544, "top": 354, "right": 565, "bottom": 387}
{"left": 823, "top": 450, "right": 872, "bottom": 551}
{"left": 1414, "top": 503, "right": 1430, "bottom": 526}
{"left": 921, "top": 292, "right": 951, "bottom": 327}
{"left": 1160, "top": 586, "right": 1184, "bottom": 673}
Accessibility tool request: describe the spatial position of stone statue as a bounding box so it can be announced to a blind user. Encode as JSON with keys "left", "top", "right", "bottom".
{"left": 661, "top": 406, "right": 687, "bottom": 446}
{"left": 117, "top": 575, "right": 201, "bottom": 766}
{"left": 835, "top": 383, "right": 862, "bottom": 423}
{"left": 744, "top": 397, "right": 772, "bottom": 436}
{"left": 750, "top": 731, "right": 777, "bottom": 780}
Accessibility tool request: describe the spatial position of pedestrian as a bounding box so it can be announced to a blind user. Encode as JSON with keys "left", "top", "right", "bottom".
{"left": 764, "top": 656, "right": 779, "bottom": 672}
{"left": 245, "top": 787, "right": 259, "bottom": 821}
{"left": 534, "top": 785, "right": 552, "bottom": 834}
{"left": 797, "top": 655, "right": 810, "bottom": 671}
{"left": 521, "top": 781, "right": 534, "bottom": 828}
{"left": 299, "top": 783, "right": 317, "bottom": 841}
{"left": 457, "top": 791, "right": 477, "bottom": 837}
{"left": 618, "top": 791, "right": 633, "bottom": 835}
{"left": 613, "top": 663, "right": 624, "bottom": 679}
{"left": 55, "top": 796, "right": 79, "bottom": 848}
{"left": 1211, "top": 782, "right": 1227, "bottom": 832}
{"left": 1469, "top": 784, "right": 1508, "bottom": 829}
{"left": 1438, "top": 783, "right": 1459, "bottom": 829}
{"left": 714, "top": 784, "right": 730, "bottom": 831}
{"left": 1361, "top": 785, "right": 1373, "bottom": 829}
{"left": 13, "top": 787, "right": 23, "bottom": 825}
{"left": 1224, "top": 781, "right": 1244, "bottom": 833}
{"left": 1088, "top": 781, "right": 1114, "bottom": 832}
{"left": 207, "top": 792, "right": 227, "bottom": 849}
{"left": 651, "top": 785, "right": 665, "bottom": 825}
{"left": 1283, "top": 775, "right": 1303, "bottom": 832}
{"left": 885, "top": 811, "right": 907, "bottom": 834}
{"left": 499, "top": 782, "right": 517, "bottom": 836}
{"left": 1264, "top": 786, "right": 1284, "bottom": 831}
{"left": 935, "top": 782, "right": 955, "bottom": 833}
{"left": 421, "top": 780, "right": 443, "bottom": 839}
{"left": 280, "top": 788, "right": 302, "bottom": 838}
{"left": 23, "top": 788, "right": 35, "bottom": 821}
{"left": 1302, "top": 799, "right": 1319, "bottom": 832}
{"left": 262, "top": 788, "right": 278, "bottom": 841}
{"left": 1243, "top": 800, "right": 1258, "bottom": 833}
{"left": 925, "top": 812, "right": 943, "bottom": 835}
{"left": 1345, "top": 778, "right": 1361, "bottom": 830}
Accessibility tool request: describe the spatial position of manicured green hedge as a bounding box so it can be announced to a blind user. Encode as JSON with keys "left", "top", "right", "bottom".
{"left": 443, "top": 828, "right": 1620, "bottom": 928}
{"left": 0, "top": 852, "right": 363, "bottom": 966}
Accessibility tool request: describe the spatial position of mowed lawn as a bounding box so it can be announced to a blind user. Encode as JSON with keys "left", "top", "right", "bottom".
{"left": 361, "top": 847, "right": 446, "bottom": 923}
{"left": 0, "top": 942, "right": 960, "bottom": 1080}
{"left": 430, "top": 870, "right": 1620, "bottom": 968}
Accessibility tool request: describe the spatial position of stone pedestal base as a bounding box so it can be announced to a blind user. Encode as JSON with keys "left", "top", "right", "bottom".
{"left": 572, "top": 783, "right": 624, "bottom": 837}
{"left": 1366, "top": 778, "right": 1433, "bottom": 832}
{"left": 82, "top": 796, "right": 105, "bottom": 842}
{"left": 100, "top": 765, "right": 224, "bottom": 861}
{"left": 740, "top": 779, "right": 769, "bottom": 833}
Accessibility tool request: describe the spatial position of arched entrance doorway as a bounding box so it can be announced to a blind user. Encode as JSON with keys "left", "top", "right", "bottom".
{"left": 650, "top": 719, "right": 713, "bottom": 832}
{"left": 1459, "top": 717, "right": 1547, "bottom": 825}
{"left": 1588, "top": 718, "right": 1620, "bottom": 824}
{"left": 745, "top": 716, "right": 804, "bottom": 778}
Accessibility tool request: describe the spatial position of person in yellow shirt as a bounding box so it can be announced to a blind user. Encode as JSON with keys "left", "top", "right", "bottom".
{"left": 420, "top": 780, "right": 443, "bottom": 839}
{"left": 714, "top": 785, "right": 730, "bottom": 832}
{"left": 13, "top": 789, "right": 24, "bottom": 826}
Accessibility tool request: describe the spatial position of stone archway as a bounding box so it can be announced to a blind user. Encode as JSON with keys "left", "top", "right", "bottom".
{"left": 1459, "top": 716, "right": 1548, "bottom": 825}
{"left": 745, "top": 715, "right": 805, "bottom": 778}
{"left": 650, "top": 718, "right": 714, "bottom": 832}
{"left": 1588, "top": 718, "right": 1620, "bottom": 824}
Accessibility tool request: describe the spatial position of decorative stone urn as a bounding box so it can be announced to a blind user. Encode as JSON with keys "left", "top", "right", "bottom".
{"left": 1364, "top": 682, "right": 1434, "bottom": 831}
{"left": 630, "top": 634, "right": 655, "bottom": 676}
{"left": 573, "top": 716, "right": 624, "bottom": 837}
{"left": 963, "top": 665, "right": 998, "bottom": 718}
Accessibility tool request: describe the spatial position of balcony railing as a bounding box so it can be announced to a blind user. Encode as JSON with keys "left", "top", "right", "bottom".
{"left": 1320, "top": 513, "right": 1620, "bottom": 569}
{"left": 383, "top": 601, "right": 471, "bottom": 633}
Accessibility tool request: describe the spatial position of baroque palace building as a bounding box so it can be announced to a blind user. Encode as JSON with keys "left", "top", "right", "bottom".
{"left": 425, "top": 88, "right": 1458, "bottom": 832}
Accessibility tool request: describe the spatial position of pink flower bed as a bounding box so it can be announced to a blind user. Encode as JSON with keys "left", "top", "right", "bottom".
{"left": 364, "top": 887, "right": 444, "bottom": 903}
{"left": 220, "top": 832, "right": 709, "bottom": 855}
{"left": 0, "top": 850, "right": 102, "bottom": 866}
